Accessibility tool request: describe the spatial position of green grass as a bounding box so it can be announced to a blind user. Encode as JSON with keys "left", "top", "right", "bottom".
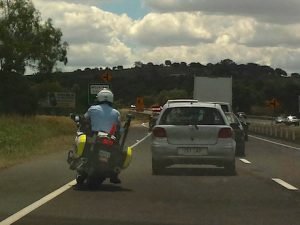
{"left": 0, "top": 115, "right": 76, "bottom": 169}
{"left": 0, "top": 110, "right": 150, "bottom": 169}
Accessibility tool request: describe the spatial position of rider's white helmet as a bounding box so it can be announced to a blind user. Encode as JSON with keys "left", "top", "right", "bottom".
{"left": 96, "top": 88, "right": 114, "bottom": 103}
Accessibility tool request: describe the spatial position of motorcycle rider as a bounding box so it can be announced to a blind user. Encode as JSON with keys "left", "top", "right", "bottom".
{"left": 84, "top": 88, "right": 122, "bottom": 184}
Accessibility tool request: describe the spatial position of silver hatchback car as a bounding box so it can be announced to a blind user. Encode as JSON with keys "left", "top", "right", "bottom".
{"left": 151, "top": 100, "right": 236, "bottom": 175}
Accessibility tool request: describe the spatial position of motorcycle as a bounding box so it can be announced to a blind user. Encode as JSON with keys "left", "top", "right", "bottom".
{"left": 67, "top": 113, "right": 133, "bottom": 188}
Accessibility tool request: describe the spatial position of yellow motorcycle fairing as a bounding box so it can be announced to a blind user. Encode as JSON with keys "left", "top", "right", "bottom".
{"left": 122, "top": 147, "right": 132, "bottom": 169}
{"left": 75, "top": 134, "right": 87, "bottom": 157}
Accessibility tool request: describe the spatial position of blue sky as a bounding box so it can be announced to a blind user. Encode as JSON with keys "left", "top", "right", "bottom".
{"left": 99, "top": 0, "right": 148, "bottom": 19}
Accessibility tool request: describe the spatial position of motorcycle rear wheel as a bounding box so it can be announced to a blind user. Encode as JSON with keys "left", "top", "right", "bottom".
{"left": 76, "top": 172, "right": 87, "bottom": 185}
{"left": 87, "top": 176, "right": 105, "bottom": 189}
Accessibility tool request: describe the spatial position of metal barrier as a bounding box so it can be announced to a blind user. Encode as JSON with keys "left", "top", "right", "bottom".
{"left": 249, "top": 123, "right": 300, "bottom": 143}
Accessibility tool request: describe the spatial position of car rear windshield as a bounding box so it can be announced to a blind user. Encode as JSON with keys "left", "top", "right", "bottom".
{"left": 159, "top": 107, "right": 225, "bottom": 125}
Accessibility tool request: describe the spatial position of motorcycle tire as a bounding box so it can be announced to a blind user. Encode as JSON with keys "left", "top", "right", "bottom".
{"left": 76, "top": 173, "right": 86, "bottom": 185}
{"left": 87, "top": 176, "right": 105, "bottom": 189}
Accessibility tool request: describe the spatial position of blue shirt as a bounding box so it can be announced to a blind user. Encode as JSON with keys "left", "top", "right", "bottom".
{"left": 84, "top": 104, "right": 120, "bottom": 133}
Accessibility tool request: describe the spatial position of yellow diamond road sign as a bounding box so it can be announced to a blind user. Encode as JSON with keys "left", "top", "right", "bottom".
{"left": 267, "top": 98, "right": 280, "bottom": 109}
{"left": 101, "top": 70, "right": 112, "bottom": 82}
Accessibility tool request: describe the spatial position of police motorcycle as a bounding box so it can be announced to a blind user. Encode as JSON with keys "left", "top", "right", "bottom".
{"left": 67, "top": 113, "right": 133, "bottom": 188}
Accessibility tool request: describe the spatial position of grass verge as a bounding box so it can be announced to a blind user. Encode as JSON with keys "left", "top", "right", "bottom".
{"left": 0, "top": 115, "right": 75, "bottom": 169}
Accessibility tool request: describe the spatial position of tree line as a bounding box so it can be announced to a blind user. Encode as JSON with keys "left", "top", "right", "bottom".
{"left": 0, "top": 1, "right": 300, "bottom": 116}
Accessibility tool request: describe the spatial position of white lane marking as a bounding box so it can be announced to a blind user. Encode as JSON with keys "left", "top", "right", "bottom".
{"left": 239, "top": 158, "right": 251, "bottom": 164}
{"left": 249, "top": 135, "right": 300, "bottom": 151}
{"left": 272, "top": 178, "right": 298, "bottom": 191}
{"left": 130, "top": 133, "right": 151, "bottom": 149}
{"left": 0, "top": 180, "right": 76, "bottom": 225}
{"left": 141, "top": 123, "right": 148, "bottom": 128}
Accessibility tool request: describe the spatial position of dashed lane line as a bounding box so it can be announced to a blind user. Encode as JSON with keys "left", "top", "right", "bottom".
{"left": 239, "top": 158, "right": 251, "bottom": 164}
{"left": 272, "top": 178, "right": 298, "bottom": 191}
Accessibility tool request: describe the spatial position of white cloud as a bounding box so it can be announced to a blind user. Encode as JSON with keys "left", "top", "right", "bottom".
{"left": 31, "top": 0, "right": 300, "bottom": 73}
{"left": 145, "top": 0, "right": 300, "bottom": 24}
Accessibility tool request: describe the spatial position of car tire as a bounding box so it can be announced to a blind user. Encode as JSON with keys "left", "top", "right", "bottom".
{"left": 224, "top": 160, "right": 236, "bottom": 175}
{"left": 152, "top": 159, "right": 165, "bottom": 175}
{"left": 236, "top": 143, "right": 246, "bottom": 157}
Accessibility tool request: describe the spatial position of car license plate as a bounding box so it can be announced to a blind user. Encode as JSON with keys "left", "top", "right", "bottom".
{"left": 177, "top": 147, "right": 208, "bottom": 156}
{"left": 99, "top": 150, "right": 111, "bottom": 162}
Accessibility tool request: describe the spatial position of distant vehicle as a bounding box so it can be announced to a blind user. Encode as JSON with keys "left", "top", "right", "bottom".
{"left": 151, "top": 104, "right": 162, "bottom": 113}
{"left": 193, "top": 76, "right": 233, "bottom": 111}
{"left": 209, "top": 102, "right": 233, "bottom": 113}
{"left": 225, "top": 112, "right": 246, "bottom": 156}
{"left": 285, "top": 115, "right": 300, "bottom": 126}
{"left": 151, "top": 101, "right": 236, "bottom": 175}
{"left": 275, "top": 116, "right": 286, "bottom": 124}
{"left": 237, "top": 112, "right": 246, "bottom": 118}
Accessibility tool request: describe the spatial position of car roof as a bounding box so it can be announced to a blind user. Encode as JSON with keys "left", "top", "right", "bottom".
{"left": 163, "top": 101, "right": 223, "bottom": 109}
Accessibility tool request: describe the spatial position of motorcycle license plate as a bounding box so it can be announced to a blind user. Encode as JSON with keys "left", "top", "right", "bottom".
{"left": 99, "top": 150, "right": 111, "bottom": 162}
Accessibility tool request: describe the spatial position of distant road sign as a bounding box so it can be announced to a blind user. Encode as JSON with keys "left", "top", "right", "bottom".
{"left": 266, "top": 98, "right": 280, "bottom": 109}
{"left": 88, "top": 83, "right": 110, "bottom": 104}
{"left": 48, "top": 92, "right": 75, "bottom": 108}
{"left": 136, "top": 97, "right": 144, "bottom": 112}
{"left": 101, "top": 70, "right": 112, "bottom": 82}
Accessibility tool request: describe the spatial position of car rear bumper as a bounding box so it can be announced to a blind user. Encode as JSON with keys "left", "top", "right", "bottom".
{"left": 151, "top": 142, "right": 235, "bottom": 166}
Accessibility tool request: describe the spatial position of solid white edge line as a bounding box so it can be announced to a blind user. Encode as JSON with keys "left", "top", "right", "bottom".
{"left": 272, "top": 178, "right": 298, "bottom": 191}
{"left": 130, "top": 133, "right": 151, "bottom": 149}
{"left": 239, "top": 158, "right": 251, "bottom": 164}
{"left": 0, "top": 180, "right": 76, "bottom": 225}
{"left": 249, "top": 135, "right": 300, "bottom": 151}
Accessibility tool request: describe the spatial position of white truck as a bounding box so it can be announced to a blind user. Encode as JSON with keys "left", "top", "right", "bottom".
{"left": 193, "top": 76, "right": 233, "bottom": 112}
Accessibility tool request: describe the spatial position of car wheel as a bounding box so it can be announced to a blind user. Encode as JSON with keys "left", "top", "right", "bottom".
{"left": 236, "top": 143, "right": 245, "bottom": 157}
{"left": 152, "top": 159, "right": 165, "bottom": 175}
{"left": 224, "top": 160, "right": 236, "bottom": 175}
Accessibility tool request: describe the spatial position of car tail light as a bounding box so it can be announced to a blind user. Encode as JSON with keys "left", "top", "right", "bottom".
{"left": 218, "top": 128, "right": 233, "bottom": 138}
{"left": 152, "top": 127, "right": 167, "bottom": 138}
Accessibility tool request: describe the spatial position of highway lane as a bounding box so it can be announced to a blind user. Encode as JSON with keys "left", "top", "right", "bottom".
{"left": 1, "top": 125, "right": 300, "bottom": 225}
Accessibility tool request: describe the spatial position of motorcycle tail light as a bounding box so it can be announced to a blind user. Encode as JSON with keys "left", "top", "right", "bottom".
{"left": 102, "top": 138, "right": 114, "bottom": 145}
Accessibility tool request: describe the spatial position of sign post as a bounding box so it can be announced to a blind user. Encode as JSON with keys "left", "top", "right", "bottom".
{"left": 48, "top": 92, "right": 76, "bottom": 108}
{"left": 88, "top": 83, "right": 111, "bottom": 105}
{"left": 266, "top": 98, "right": 280, "bottom": 124}
{"left": 135, "top": 97, "right": 144, "bottom": 112}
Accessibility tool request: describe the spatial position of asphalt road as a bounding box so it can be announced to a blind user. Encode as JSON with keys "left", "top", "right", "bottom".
{"left": 0, "top": 125, "right": 299, "bottom": 225}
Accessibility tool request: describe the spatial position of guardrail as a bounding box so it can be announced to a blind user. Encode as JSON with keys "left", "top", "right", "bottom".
{"left": 249, "top": 123, "right": 300, "bottom": 144}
